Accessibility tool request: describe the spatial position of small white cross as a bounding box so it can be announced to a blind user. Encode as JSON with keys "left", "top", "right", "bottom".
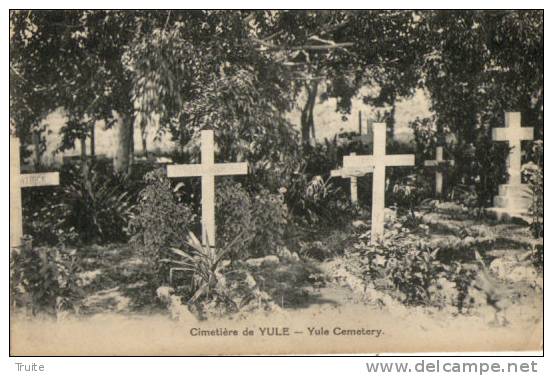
{"left": 166, "top": 130, "right": 248, "bottom": 247}
{"left": 10, "top": 136, "right": 60, "bottom": 248}
{"left": 424, "top": 146, "right": 454, "bottom": 196}
{"left": 492, "top": 112, "right": 533, "bottom": 185}
{"left": 330, "top": 152, "right": 374, "bottom": 204}
{"left": 343, "top": 123, "right": 414, "bottom": 243}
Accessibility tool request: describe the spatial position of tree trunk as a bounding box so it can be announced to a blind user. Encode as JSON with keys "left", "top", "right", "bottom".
{"left": 300, "top": 81, "right": 319, "bottom": 145}
{"left": 80, "top": 134, "right": 89, "bottom": 182}
{"left": 32, "top": 131, "right": 41, "bottom": 170}
{"left": 387, "top": 94, "right": 397, "bottom": 142}
{"left": 90, "top": 122, "right": 96, "bottom": 158}
{"left": 140, "top": 116, "right": 148, "bottom": 157}
{"left": 114, "top": 113, "right": 134, "bottom": 175}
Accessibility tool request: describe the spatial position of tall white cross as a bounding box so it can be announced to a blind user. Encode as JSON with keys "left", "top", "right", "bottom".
{"left": 424, "top": 146, "right": 454, "bottom": 196}
{"left": 492, "top": 112, "right": 534, "bottom": 185}
{"left": 10, "top": 136, "right": 60, "bottom": 248}
{"left": 343, "top": 123, "right": 414, "bottom": 243}
{"left": 166, "top": 130, "right": 248, "bottom": 247}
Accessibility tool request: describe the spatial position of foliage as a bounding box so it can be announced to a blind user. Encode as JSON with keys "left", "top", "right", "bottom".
{"left": 472, "top": 131, "right": 511, "bottom": 208}
{"left": 421, "top": 10, "right": 543, "bottom": 146}
{"left": 347, "top": 222, "right": 479, "bottom": 310}
{"left": 23, "top": 188, "right": 78, "bottom": 246}
{"left": 390, "top": 174, "right": 432, "bottom": 226}
{"left": 162, "top": 231, "right": 244, "bottom": 314}
{"left": 359, "top": 239, "right": 444, "bottom": 306}
{"left": 444, "top": 130, "right": 510, "bottom": 209}
{"left": 284, "top": 172, "right": 352, "bottom": 226}
{"left": 215, "top": 181, "right": 288, "bottom": 260}
{"left": 129, "top": 169, "right": 198, "bottom": 278}
{"left": 23, "top": 162, "right": 135, "bottom": 246}
{"left": 409, "top": 116, "right": 439, "bottom": 163}
{"left": 522, "top": 140, "right": 544, "bottom": 238}
{"left": 165, "top": 232, "right": 229, "bottom": 302}
{"left": 10, "top": 240, "right": 84, "bottom": 316}
{"left": 61, "top": 166, "right": 135, "bottom": 243}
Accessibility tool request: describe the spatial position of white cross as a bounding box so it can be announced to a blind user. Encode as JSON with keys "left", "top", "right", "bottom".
{"left": 330, "top": 152, "right": 374, "bottom": 204}
{"left": 492, "top": 112, "right": 534, "bottom": 185}
{"left": 424, "top": 146, "right": 454, "bottom": 196}
{"left": 10, "top": 136, "right": 60, "bottom": 248}
{"left": 343, "top": 123, "right": 414, "bottom": 243}
{"left": 166, "top": 130, "right": 248, "bottom": 247}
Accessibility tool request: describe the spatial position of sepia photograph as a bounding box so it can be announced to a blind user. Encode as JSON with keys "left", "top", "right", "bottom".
{"left": 8, "top": 9, "right": 543, "bottom": 356}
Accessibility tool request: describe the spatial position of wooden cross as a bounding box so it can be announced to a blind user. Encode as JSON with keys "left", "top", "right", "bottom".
{"left": 343, "top": 123, "right": 414, "bottom": 243}
{"left": 10, "top": 136, "right": 60, "bottom": 248}
{"left": 330, "top": 152, "right": 374, "bottom": 204}
{"left": 166, "top": 130, "right": 248, "bottom": 247}
{"left": 492, "top": 112, "right": 534, "bottom": 185}
{"left": 424, "top": 146, "right": 454, "bottom": 196}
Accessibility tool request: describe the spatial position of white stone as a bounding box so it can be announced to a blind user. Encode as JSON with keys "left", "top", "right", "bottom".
{"left": 245, "top": 255, "right": 280, "bottom": 267}
{"left": 489, "top": 112, "right": 534, "bottom": 218}
{"left": 509, "top": 265, "right": 538, "bottom": 284}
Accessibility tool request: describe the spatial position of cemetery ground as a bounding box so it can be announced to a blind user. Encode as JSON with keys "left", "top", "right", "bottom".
{"left": 10, "top": 196, "right": 543, "bottom": 354}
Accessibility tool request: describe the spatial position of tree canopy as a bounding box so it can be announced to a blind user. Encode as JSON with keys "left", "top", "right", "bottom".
{"left": 10, "top": 10, "right": 543, "bottom": 171}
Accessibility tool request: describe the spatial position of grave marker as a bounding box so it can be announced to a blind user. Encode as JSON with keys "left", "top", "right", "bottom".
{"left": 343, "top": 123, "right": 414, "bottom": 243}
{"left": 424, "top": 146, "right": 454, "bottom": 196}
{"left": 166, "top": 130, "right": 248, "bottom": 247}
{"left": 489, "top": 112, "right": 534, "bottom": 218}
{"left": 10, "top": 136, "right": 60, "bottom": 248}
{"left": 330, "top": 152, "right": 374, "bottom": 204}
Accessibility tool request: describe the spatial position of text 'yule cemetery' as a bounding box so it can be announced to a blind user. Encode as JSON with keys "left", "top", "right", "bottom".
{"left": 10, "top": 112, "right": 535, "bottom": 249}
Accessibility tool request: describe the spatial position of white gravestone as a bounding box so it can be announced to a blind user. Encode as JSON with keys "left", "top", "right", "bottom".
{"left": 489, "top": 112, "right": 534, "bottom": 218}
{"left": 424, "top": 146, "right": 454, "bottom": 196}
{"left": 10, "top": 136, "right": 60, "bottom": 248}
{"left": 343, "top": 123, "right": 414, "bottom": 243}
{"left": 330, "top": 152, "right": 375, "bottom": 204}
{"left": 167, "top": 130, "right": 248, "bottom": 247}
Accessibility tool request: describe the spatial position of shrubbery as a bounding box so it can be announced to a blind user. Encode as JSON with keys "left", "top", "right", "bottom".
{"left": 216, "top": 180, "right": 288, "bottom": 260}
{"left": 522, "top": 140, "right": 544, "bottom": 238}
{"left": 10, "top": 240, "right": 84, "bottom": 316}
{"left": 347, "top": 225, "right": 477, "bottom": 310}
{"left": 128, "top": 168, "right": 198, "bottom": 278}
{"left": 23, "top": 161, "right": 136, "bottom": 246}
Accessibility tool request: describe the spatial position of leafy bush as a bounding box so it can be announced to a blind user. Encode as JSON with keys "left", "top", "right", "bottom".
{"left": 10, "top": 240, "right": 84, "bottom": 316}
{"left": 409, "top": 116, "right": 439, "bottom": 163}
{"left": 23, "top": 189, "right": 78, "bottom": 246}
{"left": 448, "top": 129, "right": 510, "bottom": 209}
{"left": 61, "top": 168, "right": 134, "bottom": 243}
{"left": 163, "top": 231, "right": 235, "bottom": 307}
{"left": 522, "top": 140, "right": 544, "bottom": 238}
{"left": 361, "top": 239, "right": 444, "bottom": 306}
{"left": 348, "top": 226, "right": 477, "bottom": 310}
{"left": 216, "top": 180, "right": 288, "bottom": 260}
{"left": 128, "top": 169, "right": 198, "bottom": 278}
{"left": 23, "top": 162, "right": 136, "bottom": 245}
{"left": 390, "top": 173, "right": 432, "bottom": 226}
{"left": 284, "top": 171, "right": 353, "bottom": 226}
{"left": 163, "top": 231, "right": 280, "bottom": 317}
